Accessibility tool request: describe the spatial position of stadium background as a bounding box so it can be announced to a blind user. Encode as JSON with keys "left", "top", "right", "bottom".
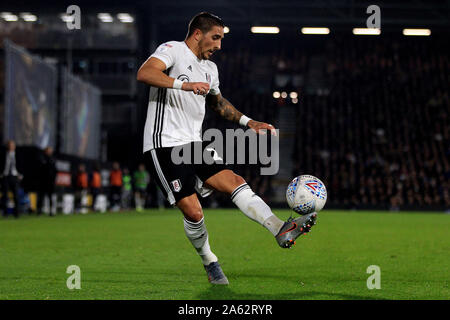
{"left": 0, "top": 0, "right": 448, "bottom": 212}
{"left": 0, "top": 0, "right": 449, "bottom": 302}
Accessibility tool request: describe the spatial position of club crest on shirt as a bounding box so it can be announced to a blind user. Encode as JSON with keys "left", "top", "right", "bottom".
{"left": 205, "top": 73, "right": 211, "bottom": 84}
{"left": 171, "top": 179, "right": 182, "bottom": 192}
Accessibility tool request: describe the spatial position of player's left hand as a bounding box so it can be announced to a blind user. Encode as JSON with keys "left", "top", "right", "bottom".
{"left": 247, "top": 120, "right": 277, "bottom": 136}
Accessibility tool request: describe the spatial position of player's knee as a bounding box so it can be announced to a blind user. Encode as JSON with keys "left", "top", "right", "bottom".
{"left": 232, "top": 173, "right": 246, "bottom": 188}
{"left": 182, "top": 205, "right": 204, "bottom": 222}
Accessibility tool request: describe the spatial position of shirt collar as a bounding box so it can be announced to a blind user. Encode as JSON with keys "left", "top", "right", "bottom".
{"left": 183, "top": 41, "right": 204, "bottom": 64}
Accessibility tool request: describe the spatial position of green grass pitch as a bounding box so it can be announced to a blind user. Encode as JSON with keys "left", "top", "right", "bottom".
{"left": 0, "top": 209, "right": 448, "bottom": 300}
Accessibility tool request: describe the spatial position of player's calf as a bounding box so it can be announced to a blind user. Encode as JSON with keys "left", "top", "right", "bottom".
{"left": 178, "top": 194, "right": 219, "bottom": 269}
{"left": 231, "top": 183, "right": 284, "bottom": 236}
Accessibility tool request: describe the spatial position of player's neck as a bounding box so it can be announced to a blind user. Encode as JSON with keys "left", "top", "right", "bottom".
{"left": 184, "top": 39, "right": 202, "bottom": 60}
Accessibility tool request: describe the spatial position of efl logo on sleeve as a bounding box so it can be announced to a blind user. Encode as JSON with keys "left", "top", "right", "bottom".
{"left": 158, "top": 43, "right": 173, "bottom": 53}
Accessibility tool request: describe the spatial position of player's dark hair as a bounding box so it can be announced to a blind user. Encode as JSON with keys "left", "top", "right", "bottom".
{"left": 187, "top": 12, "right": 225, "bottom": 38}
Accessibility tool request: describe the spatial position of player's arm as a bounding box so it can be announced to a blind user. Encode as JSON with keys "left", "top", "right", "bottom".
{"left": 136, "top": 57, "right": 209, "bottom": 95}
{"left": 206, "top": 93, "right": 277, "bottom": 135}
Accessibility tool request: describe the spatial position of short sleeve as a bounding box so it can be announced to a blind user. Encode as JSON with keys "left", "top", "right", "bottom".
{"left": 150, "top": 42, "right": 178, "bottom": 69}
{"left": 208, "top": 64, "right": 221, "bottom": 95}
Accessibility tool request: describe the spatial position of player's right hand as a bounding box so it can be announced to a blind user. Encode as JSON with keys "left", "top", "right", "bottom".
{"left": 182, "top": 82, "right": 210, "bottom": 95}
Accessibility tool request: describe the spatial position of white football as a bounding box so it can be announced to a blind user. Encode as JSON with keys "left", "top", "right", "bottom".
{"left": 286, "top": 175, "right": 327, "bottom": 215}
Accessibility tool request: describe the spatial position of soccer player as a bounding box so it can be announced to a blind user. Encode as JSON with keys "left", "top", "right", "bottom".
{"left": 137, "top": 12, "right": 317, "bottom": 285}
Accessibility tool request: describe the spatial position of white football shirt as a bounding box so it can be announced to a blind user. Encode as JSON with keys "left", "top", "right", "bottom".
{"left": 143, "top": 41, "right": 221, "bottom": 152}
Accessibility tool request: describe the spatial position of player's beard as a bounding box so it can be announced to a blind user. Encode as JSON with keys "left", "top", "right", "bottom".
{"left": 200, "top": 49, "right": 209, "bottom": 60}
{"left": 201, "top": 49, "right": 215, "bottom": 60}
{"left": 198, "top": 39, "right": 214, "bottom": 60}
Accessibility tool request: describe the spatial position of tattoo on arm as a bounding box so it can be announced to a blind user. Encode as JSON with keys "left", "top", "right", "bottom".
{"left": 208, "top": 96, "right": 243, "bottom": 123}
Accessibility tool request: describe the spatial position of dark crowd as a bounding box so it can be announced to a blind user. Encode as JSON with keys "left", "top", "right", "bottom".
{"left": 292, "top": 36, "right": 449, "bottom": 210}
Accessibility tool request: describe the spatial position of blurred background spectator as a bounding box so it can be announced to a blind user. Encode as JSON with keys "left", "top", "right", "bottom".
{"left": 109, "top": 161, "right": 122, "bottom": 211}
{"left": 0, "top": 140, "right": 23, "bottom": 218}
{"left": 36, "top": 146, "right": 56, "bottom": 216}
{"left": 121, "top": 167, "right": 132, "bottom": 209}
{"left": 90, "top": 163, "right": 102, "bottom": 211}
{"left": 74, "top": 163, "right": 88, "bottom": 214}
{"left": 134, "top": 163, "right": 149, "bottom": 211}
